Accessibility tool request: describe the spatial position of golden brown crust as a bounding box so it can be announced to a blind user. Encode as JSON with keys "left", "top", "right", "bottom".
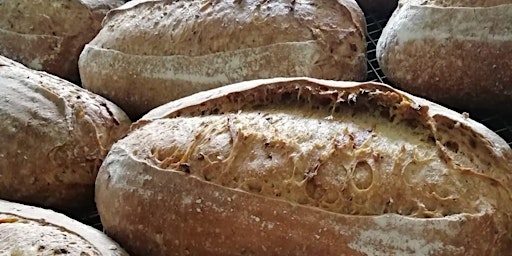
{"left": 0, "top": 199, "right": 128, "bottom": 256}
{"left": 79, "top": 0, "right": 367, "bottom": 119}
{"left": 96, "top": 153, "right": 499, "bottom": 256}
{"left": 0, "top": 0, "right": 124, "bottom": 82}
{"left": 377, "top": 2, "right": 512, "bottom": 111}
{"left": 99, "top": 0, "right": 364, "bottom": 57}
{"left": 97, "top": 78, "right": 512, "bottom": 255}
{"left": 0, "top": 56, "right": 131, "bottom": 212}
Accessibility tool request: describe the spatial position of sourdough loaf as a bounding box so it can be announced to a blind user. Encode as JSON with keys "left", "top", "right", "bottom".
{"left": 376, "top": 0, "right": 512, "bottom": 111}
{"left": 0, "top": 56, "right": 131, "bottom": 212}
{"left": 0, "top": 199, "right": 128, "bottom": 256}
{"left": 79, "top": 0, "right": 367, "bottom": 119}
{"left": 0, "top": 0, "right": 124, "bottom": 83}
{"left": 96, "top": 77, "right": 512, "bottom": 255}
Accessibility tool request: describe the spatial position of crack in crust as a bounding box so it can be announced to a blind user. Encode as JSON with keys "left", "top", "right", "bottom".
{"left": 130, "top": 79, "right": 512, "bottom": 220}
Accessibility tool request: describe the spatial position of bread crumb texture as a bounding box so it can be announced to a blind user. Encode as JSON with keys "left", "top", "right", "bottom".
{"left": 0, "top": 214, "right": 100, "bottom": 256}
{"left": 129, "top": 85, "right": 510, "bottom": 219}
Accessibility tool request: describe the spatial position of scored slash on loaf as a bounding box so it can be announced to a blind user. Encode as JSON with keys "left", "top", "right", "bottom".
{"left": 78, "top": 0, "right": 368, "bottom": 119}
{"left": 96, "top": 77, "right": 512, "bottom": 256}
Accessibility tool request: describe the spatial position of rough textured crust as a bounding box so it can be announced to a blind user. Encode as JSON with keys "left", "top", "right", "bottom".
{"left": 376, "top": 0, "right": 512, "bottom": 111}
{"left": 0, "top": 0, "right": 124, "bottom": 83}
{"left": 0, "top": 56, "right": 131, "bottom": 212}
{"left": 79, "top": 0, "right": 367, "bottom": 119}
{"left": 0, "top": 199, "right": 128, "bottom": 256}
{"left": 355, "top": 0, "right": 398, "bottom": 17}
{"left": 96, "top": 77, "right": 512, "bottom": 255}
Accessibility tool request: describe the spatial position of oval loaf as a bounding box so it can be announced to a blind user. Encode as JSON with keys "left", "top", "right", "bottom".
{"left": 0, "top": 0, "right": 124, "bottom": 82}
{"left": 376, "top": 0, "right": 512, "bottom": 111}
{"left": 0, "top": 56, "right": 131, "bottom": 212}
{"left": 96, "top": 77, "right": 512, "bottom": 255}
{"left": 0, "top": 199, "right": 128, "bottom": 256}
{"left": 79, "top": 0, "right": 367, "bottom": 119}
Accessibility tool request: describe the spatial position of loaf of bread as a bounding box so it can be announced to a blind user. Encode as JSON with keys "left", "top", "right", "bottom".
{"left": 0, "top": 56, "right": 131, "bottom": 212}
{"left": 0, "top": 0, "right": 124, "bottom": 83}
{"left": 0, "top": 199, "right": 128, "bottom": 255}
{"left": 355, "top": 0, "right": 398, "bottom": 17}
{"left": 376, "top": 0, "right": 512, "bottom": 111}
{"left": 96, "top": 77, "right": 512, "bottom": 255}
{"left": 79, "top": 0, "right": 367, "bottom": 119}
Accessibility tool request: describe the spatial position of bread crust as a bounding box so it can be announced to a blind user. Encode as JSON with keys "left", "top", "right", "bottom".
{"left": 0, "top": 56, "right": 131, "bottom": 212}
{"left": 0, "top": 199, "right": 128, "bottom": 255}
{"left": 96, "top": 77, "right": 512, "bottom": 255}
{"left": 79, "top": 0, "right": 367, "bottom": 119}
{"left": 376, "top": 1, "right": 512, "bottom": 111}
{"left": 0, "top": 0, "right": 124, "bottom": 82}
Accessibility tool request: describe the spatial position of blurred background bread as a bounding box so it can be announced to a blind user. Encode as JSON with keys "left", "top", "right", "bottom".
{"left": 377, "top": 0, "right": 512, "bottom": 111}
{"left": 79, "top": 0, "right": 367, "bottom": 119}
{"left": 0, "top": 56, "right": 131, "bottom": 212}
{"left": 0, "top": 0, "right": 124, "bottom": 83}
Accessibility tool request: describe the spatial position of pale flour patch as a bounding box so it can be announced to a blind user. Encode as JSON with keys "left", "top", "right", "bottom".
{"left": 349, "top": 229, "right": 445, "bottom": 256}
{"left": 28, "top": 58, "right": 43, "bottom": 70}
{"left": 348, "top": 215, "right": 465, "bottom": 255}
{"left": 82, "top": 40, "right": 320, "bottom": 87}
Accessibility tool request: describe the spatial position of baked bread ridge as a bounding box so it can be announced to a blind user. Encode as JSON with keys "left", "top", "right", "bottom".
{"left": 376, "top": 1, "right": 512, "bottom": 110}
{"left": 97, "top": 77, "right": 512, "bottom": 255}
{"left": 0, "top": 55, "right": 131, "bottom": 211}
{"left": 0, "top": 199, "right": 128, "bottom": 256}
{"left": 78, "top": 0, "right": 367, "bottom": 119}
{"left": 0, "top": 0, "right": 124, "bottom": 82}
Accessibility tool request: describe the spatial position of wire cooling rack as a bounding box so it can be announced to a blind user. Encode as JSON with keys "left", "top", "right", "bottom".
{"left": 74, "top": 13, "right": 512, "bottom": 230}
{"left": 365, "top": 15, "right": 390, "bottom": 84}
{"left": 69, "top": 208, "right": 103, "bottom": 230}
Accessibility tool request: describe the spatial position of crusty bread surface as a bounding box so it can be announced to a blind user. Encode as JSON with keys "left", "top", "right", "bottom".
{"left": 0, "top": 56, "right": 131, "bottom": 211}
{"left": 96, "top": 77, "right": 512, "bottom": 256}
{"left": 79, "top": 0, "right": 367, "bottom": 119}
{"left": 376, "top": 0, "right": 512, "bottom": 111}
{"left": 0, "top": 0, "right": 124, "bottom": 82}
{"left": 0, "top": 199, "right": 128, "bottom": 256}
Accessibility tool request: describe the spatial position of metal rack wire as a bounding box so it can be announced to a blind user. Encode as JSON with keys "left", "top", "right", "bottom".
{"left": 70, "top": 208, "right": 103, "bottom": 230}
{"left": 365, "top": 14, "right": 390, "bottom": 84}
{"left": 75, "top": 13, "right": 512, "bottom": 231}
{"left": 473, "top": 114, "right": 512, "bottom": 147}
